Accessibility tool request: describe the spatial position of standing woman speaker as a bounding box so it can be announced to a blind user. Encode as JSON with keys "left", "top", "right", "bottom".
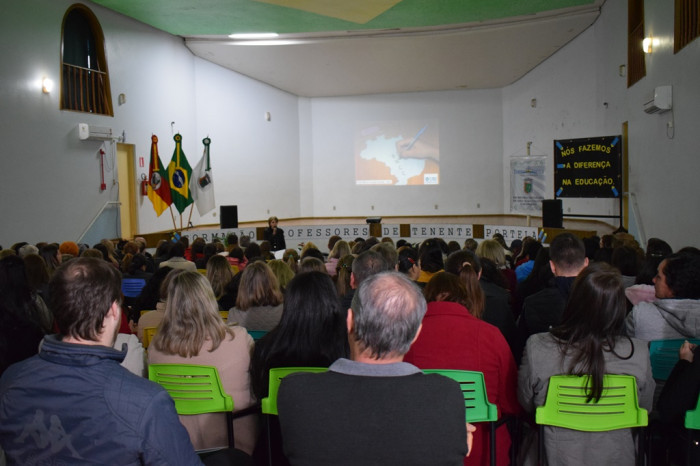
{"left": 264, "top": 216, "right": 286, "bottom": 252}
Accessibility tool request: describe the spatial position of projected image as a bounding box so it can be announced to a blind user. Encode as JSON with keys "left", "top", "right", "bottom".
{"left": 355, "top": 120, "right": 439, "bottom": 186}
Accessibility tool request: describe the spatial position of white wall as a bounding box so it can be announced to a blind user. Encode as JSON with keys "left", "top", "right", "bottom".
{"left": 1, "top": 0, "right": 698, "bottom": 251}
{"left": 191, "top": 58, "right": 300, "bottom": 226}
{"left": 0, "top": 0, "right": 198, "bottom": 245}
{"left": 503, "top": 0, "right": 700, "bottom": 250}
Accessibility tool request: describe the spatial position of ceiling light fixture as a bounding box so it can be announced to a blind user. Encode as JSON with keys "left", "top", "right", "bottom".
{"left": 228, "top": 32, "right": 279, "bottom": 40}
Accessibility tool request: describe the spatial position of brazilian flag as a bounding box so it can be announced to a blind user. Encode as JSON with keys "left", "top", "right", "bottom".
{"left": 168, "top": 133, "right": 193, "bottom": 214}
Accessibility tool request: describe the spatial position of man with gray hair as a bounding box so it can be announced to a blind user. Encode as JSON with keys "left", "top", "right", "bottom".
{"left": 278, "top": 271, "right": 472, "bottom": 465}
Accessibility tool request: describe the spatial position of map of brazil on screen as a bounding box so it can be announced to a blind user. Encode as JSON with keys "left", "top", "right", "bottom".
{"left": 355, "top": 120, "right": 439, "bottom": 186}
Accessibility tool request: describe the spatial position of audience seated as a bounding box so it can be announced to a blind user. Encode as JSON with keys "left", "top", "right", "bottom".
{"left": 0, "top": 258, "right": 201, "bottom": 464}
{"left": 416, "top": 238, "right": 446, "bottom": 285}
{"left": 298, "top": 256, "right": 326, "bottom": 274}
{"left": 0, "top": 256, "right": 48, "bottom": 376}
{"left": 339, "top": 250, "right": 390, "bottom": 311}
{"left": 335, "top": 254, "right": 355, "bottom": 300}
{"left": 226, "top": 261, "right": 283, "bottom": 331}
{"left": 397, "top": 246, "right": 421, "bottom": 284}
{"left": 626, "top": 237, "right": 673, "bottom": 306}
{"left": 404, "top": 271, "right": 521, "bottom": 466}
{"left": 626, "top": 251, "right": 700, "bottom": 341}
{"left": 226, "top": 245, "right": 247, "bottom": 271}
{"left": 445, "top": 250, "right": 517, "bottom": 352}
{"left": 278, "top": 272, "right": 472, "bottom": 465}
{"left": 159, "top": 241, "right": 197, "bottom": 272}
{"left": 515, "top": 233, "right": 588, "bottom": 364}
{"left": 518, "top": 263, "right": 654, "bottom": 464}
{"left": 267, "top": 259, "right": 295, "bottom": 292}
{"left": 206, "top": 255, "right": 236, "bottom": 311}
{"left": 514, "top": 240, "right": 542, "bottom": 283}
{"left": 148, "top": 271, "right": 256, "bottom": 454}
{"left": 137, "top": 268, "right": 183, "bottom": 341}
{"left": 326, "top": 240, "right": 350, "bottom": 276}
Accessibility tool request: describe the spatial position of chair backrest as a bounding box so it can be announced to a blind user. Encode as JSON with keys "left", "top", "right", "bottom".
{"left": 197, "top": 268, "right": 207, "bottom": 275}
{"left": 122, "top": 278, "right": 147, "bottom": 298}
{"left": 140, "top": 309, "right": 154, "bottom": 317}
{"left": 649, "top": 339, "right": 700, "bottom": 380}
{"left": 423, "top": 369, "right": 498, "bottom": 422}
{"left": 148, "top": 363, "right": 234, "bottom": 415}
{"left": 686, "top": 394, "right": 700, "bottom": 430}
{"left": 248, "top": 330, "right": 267, "bottom": 341}
{"left": 142, "top": 326, "right": 157, "bottom": 349}
{"left": 219, "top": 310, "right": 229, "bottom": 320}
{"left": 536, "top": 374, "right": 648, "bottom": 431}
{"left": 261, "top": 367, "right": 327, "bottom": 415}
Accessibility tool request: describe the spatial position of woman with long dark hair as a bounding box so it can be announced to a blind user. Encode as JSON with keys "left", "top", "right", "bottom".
{"left": 518, "top": 263, "right": 654, "bottom": 464}
{"left": 250, "top": 271, "right": 348, "bottom": 400}
{"left": 249, "top": 271, "right": 348, "bottom": 465}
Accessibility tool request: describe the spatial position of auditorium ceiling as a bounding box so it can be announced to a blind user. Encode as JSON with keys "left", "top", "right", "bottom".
{"left": 91, "top": 0, "right": 605, "bottom": 97}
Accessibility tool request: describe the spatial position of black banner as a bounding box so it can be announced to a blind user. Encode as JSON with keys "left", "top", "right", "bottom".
{"left": 553, "top": 135, "right": 622, "bottom": 198}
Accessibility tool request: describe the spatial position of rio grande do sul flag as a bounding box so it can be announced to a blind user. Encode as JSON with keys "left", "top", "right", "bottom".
{"left": 191, "top": 137, "right": 216, "bottom": 216}
{"left": 147, "top": 135, "right": 172, "bottom": 216}
{"left": 168, "top": 133, "right": 193, "bottom": 214}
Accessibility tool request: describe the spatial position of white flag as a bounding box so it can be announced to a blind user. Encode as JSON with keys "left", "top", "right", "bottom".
{"left": 191, "top": 137, "right": 215, "bottom": 216}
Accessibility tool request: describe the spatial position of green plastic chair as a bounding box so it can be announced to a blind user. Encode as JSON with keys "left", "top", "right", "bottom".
{"left": 149, "top": 363, "right": 235, "bottom": 448}
{"left": 423, "top": 369, "right": 499, "bottom": 466}
{"left": 685, "top": 395, "right": 700, "bottom": 464}
{"left": 261, "top": 367, "right": 328, "bottom": 416}
{"left": 536, "top": 374, "right": 648, "bottom": 465}
{"left": 261, "top": 367, "right": 327, "bottom": 466}
{"left": 649, "top": 339, "right": 700, "bottom": 380}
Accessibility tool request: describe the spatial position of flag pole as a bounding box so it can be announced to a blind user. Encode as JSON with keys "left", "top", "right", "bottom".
{"left": 169, "top": 206, "right": 177, "bottom": 232}
{"left": 186, "top": 203, "right": 195, "bottom": 229}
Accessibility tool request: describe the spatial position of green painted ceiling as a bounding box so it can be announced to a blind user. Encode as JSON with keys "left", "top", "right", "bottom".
{"left": 91, "top": 0, "right": 595, "bottom": 37}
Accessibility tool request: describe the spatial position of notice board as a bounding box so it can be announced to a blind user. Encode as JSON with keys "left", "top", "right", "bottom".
{"left": 553, "top": 135, "right": 622, "bottom": 198}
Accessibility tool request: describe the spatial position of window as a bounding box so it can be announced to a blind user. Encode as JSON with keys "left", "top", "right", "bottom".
{"left": 60, "top": 4, "right": 113, "bottom": 115}
{"left": 627, "top": 0, "right": 646, "bottom": 87}
{"left": 675, "top": 0, "right": 700, "bottom": 53}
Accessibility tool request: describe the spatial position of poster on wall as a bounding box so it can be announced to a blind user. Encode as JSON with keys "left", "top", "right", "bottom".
{"left": 553, "top": 135, "right": 622, "bottom": 198}
{"left": 510, "top": 156, "right": 546, "bottom": 213}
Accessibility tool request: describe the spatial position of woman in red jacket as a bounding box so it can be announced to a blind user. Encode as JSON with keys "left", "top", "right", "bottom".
{"left": 404, "top": 270, "right": 522, "bottom": 466}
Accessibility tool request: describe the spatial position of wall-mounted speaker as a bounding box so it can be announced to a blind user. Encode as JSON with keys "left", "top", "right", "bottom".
{"left": 542, "top": 199, "right": 563, "bottom": 228}
{"left": 220, "top": 205, "right": 238, "bottom": 229}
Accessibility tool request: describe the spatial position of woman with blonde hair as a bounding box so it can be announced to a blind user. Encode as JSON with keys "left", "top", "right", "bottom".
{"left": 268, "top": 259, "right": 295, "bottom": 292}
{"left": 325, "top": 240, "right": 351, "bottom": 277}
{"left": 226, "top": 261, "right": 283, "bottom": 331}
{"left": 335, "top": 254, "right": 355, "bottom": 300}
{"left": 148, "top": 271, "right": 256, "bottom": 454}
{"left": 283, "top": 249, "right": 299, "bottom": 274}
{"left": 206, "top": 255, "right": 236, "bottom": 311}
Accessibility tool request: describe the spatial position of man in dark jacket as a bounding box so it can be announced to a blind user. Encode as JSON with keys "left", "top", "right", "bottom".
{"left": 0, "top": 257, "right": 202, "bottom": 465}
{"left": 514, "top": 233, "right": 588, "bottom": 364}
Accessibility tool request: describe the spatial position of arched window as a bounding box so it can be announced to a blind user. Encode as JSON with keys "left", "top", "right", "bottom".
{"left": 60, "top": 4, "right": 113, "bottom": 115}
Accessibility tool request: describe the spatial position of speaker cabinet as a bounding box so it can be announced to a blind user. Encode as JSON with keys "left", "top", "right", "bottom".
{"left": 220, "top": 205, "right": 238, "bottom": 229}
{"left": 542, "top": 200, "right": 563, "bottom": 228}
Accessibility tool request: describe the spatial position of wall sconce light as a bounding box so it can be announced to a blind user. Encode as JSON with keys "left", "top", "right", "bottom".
{"left": 642, "top": 37, "right": 659, "bottom": 54}
{"left": 42, "top": 77, "right": 53, "bottom": 94}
